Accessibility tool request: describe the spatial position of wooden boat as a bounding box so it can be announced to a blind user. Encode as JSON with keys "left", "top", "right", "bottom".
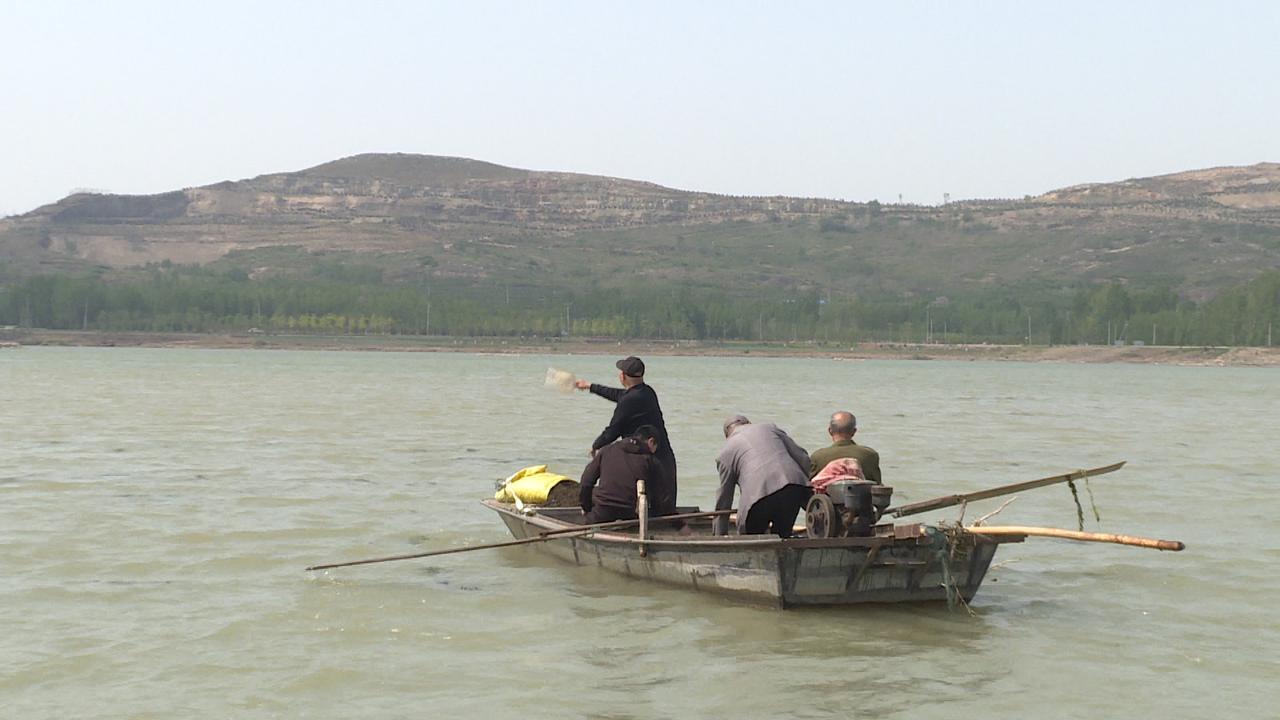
{"left": 481, "top": 499, "right": 1025, "bottom": 608}
{"left": 308, "top": 463, "right": 1182, "bottom": 608}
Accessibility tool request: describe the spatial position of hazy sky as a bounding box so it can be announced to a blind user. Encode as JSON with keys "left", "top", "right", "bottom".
{"left": 3, "top": 1, "right": 1278, "bottom": 216}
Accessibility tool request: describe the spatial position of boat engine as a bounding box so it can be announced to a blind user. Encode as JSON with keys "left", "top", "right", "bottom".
{"left": 805, "top": 481, "right": 894, "bottom": 538}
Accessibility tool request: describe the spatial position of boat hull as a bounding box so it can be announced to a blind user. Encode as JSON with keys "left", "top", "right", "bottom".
{"left": 484, "top": 500, "right": 1017, "bottom": 608}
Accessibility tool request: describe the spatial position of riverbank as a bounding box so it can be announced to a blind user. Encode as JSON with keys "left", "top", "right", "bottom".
{"left": 5, "top": 329, "right": 1279, "bottom": 366}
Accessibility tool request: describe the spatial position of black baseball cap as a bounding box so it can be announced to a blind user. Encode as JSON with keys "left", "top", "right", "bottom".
{"left": 615, "top": 356, "right": 645, "bottom": 377}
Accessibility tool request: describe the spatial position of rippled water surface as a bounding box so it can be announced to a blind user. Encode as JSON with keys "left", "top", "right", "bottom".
{"left": 2, "top": 347, "right": 1276, "bottom": 718}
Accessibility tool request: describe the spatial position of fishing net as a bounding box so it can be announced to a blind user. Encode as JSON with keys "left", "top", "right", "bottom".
{"left": 544, "top": 367, "right": 577, "bottom": 393}
{"left": 933, "top": 523, "right": 980, "bottom": 614}
{"left": 544, "top": 481, "right": 582, "bottom": 507}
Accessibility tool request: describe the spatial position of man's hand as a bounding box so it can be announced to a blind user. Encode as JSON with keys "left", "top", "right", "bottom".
{"left": 574, "top": 379, "right": 591, "bottom": 391}
{"left": 579, "top": 484, "right": 594, "bottom": 513}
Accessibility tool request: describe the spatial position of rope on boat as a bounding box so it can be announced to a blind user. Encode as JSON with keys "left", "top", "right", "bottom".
{"left": 930, "top": 524, "right": 979, "bottom": 614}
{"left": 1084, "top": 477, "right": 1102, "bottom": 523}
{"left": 1065, "top": 469, "right": 1103, "bottom": 531}
{"left": 1066, "top": 479, "right": 1085, "bottom": 531}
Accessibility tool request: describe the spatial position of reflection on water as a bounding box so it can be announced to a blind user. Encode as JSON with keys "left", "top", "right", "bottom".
{"left": 0, "top": 347, "right": 1276, "bottom": 718}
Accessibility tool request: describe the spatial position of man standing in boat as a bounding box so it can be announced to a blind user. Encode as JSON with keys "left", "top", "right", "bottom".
{"left": 713, "top": 415, "right": 812, "bottom": 537}
{"left": 575, "top": 356, "right": 678, "bottom": 512}
{"left": 809, "top": 410, "right": 881, "bottom": 483}
{"left": 578, "top": 426, "right": 669, "bottom": 523}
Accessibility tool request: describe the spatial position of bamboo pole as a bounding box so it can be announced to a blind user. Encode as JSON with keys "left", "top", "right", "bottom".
{"left": 306, "top": 529, "right": 604, "bottom": 571}
{"left": 965, "top": 525, "right": 1184, "bottom": 551}
{"left": 888, "top": 461, "right": 1126, "bottom": 518}
{"left": 305, "top": 508, "right": 734, "bottom": 571}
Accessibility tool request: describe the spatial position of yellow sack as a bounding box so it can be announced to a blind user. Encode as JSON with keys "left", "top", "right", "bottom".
{"left": 495, "top": 464, "right": 572, "bottom": 504}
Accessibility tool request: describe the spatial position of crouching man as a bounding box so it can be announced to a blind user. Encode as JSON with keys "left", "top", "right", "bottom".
{"left": 713, "top": 415, "right": 812, "bottom": 537}
{"left": 578, "top": 425, "right": 671, "bottom": 524}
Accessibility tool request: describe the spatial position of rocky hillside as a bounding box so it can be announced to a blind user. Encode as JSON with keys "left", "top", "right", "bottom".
{"left": 1037, "top": 163, "right": 1280, "bottom": 209}
{"left": 3, "top": 154, "right": 1279, "bottom": 300}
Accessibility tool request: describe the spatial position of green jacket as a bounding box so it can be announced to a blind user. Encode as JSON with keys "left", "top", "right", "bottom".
{"left": 809, "top": 439, "right": 881, "bottom": 484}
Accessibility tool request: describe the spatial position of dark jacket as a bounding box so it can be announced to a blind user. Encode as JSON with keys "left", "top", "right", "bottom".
{"left": 580, "top": 437, "right": 672, "bottom": 516}
{"left": 588, "top": 382, "right": 671, "bottom": 454}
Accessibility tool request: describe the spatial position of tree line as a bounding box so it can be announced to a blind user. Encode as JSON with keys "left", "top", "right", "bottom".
{"left": 2, "top": 268, "right": 1277, "bottom": 347}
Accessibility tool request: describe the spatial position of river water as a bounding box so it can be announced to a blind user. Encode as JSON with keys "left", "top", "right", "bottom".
{"left": 1, "top": 347, "right": 1275, "bottom": 718}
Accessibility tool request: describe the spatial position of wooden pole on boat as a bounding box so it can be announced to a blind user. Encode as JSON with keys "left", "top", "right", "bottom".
{"left": 637, "top": 479, "right": 649, "bottom": 558}
{"left": 886, "top": 461, "right": 1126, "bottom": 518}
{"left": 965, "top": 525, "right": 1185, "bottom": 551}
{"left": 304, "top": 508, "right": 733, "bottom": 571}
{"left": 307, "top": 530, "right": 605, "bottom": 571}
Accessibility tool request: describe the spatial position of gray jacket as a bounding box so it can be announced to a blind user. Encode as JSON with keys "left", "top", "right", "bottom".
{"left": 713, "top": 423, "right": 811, "bottom": 534}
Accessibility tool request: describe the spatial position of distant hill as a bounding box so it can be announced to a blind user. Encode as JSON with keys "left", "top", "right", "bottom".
{"left": 1037, "top": 163, "right": 1280, "bottom": 208}
{"left": 3, "top": 153, "right": 1279, "bottom": 301}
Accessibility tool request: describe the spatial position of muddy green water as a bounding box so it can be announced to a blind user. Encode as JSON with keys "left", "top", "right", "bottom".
{"left": 1, "top": 347, "right": 1276, "bottom": 718}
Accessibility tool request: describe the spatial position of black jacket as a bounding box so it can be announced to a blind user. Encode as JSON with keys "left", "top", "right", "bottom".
{"left": 589, "top": 382, "right": 671, "bottom": 454}
{"left": 579, "top": 438, "right": 672, "bottom": 516}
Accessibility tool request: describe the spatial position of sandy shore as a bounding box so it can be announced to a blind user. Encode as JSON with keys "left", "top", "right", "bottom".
{"left": 4, "top": 329, "right": 1278, "bottom": 367}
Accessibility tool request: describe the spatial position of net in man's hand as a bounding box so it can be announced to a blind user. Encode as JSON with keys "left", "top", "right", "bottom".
{"left": 544, "top": 367, "right": 577, "bottom": 393}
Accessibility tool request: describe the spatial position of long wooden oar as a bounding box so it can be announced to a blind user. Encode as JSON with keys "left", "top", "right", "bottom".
{"left": 305, "top": 508, "right": 733, "bottom": 571}
{"left": 964, "top": 525, "right": 1184, "bottom": 551}
{"left": 887, "top": 461, "right": 1126, "bottom": 518}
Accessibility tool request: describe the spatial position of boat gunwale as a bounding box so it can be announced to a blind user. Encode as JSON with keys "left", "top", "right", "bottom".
{"left": 481, "top": 499, "right": 1024, "bottom": 550}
